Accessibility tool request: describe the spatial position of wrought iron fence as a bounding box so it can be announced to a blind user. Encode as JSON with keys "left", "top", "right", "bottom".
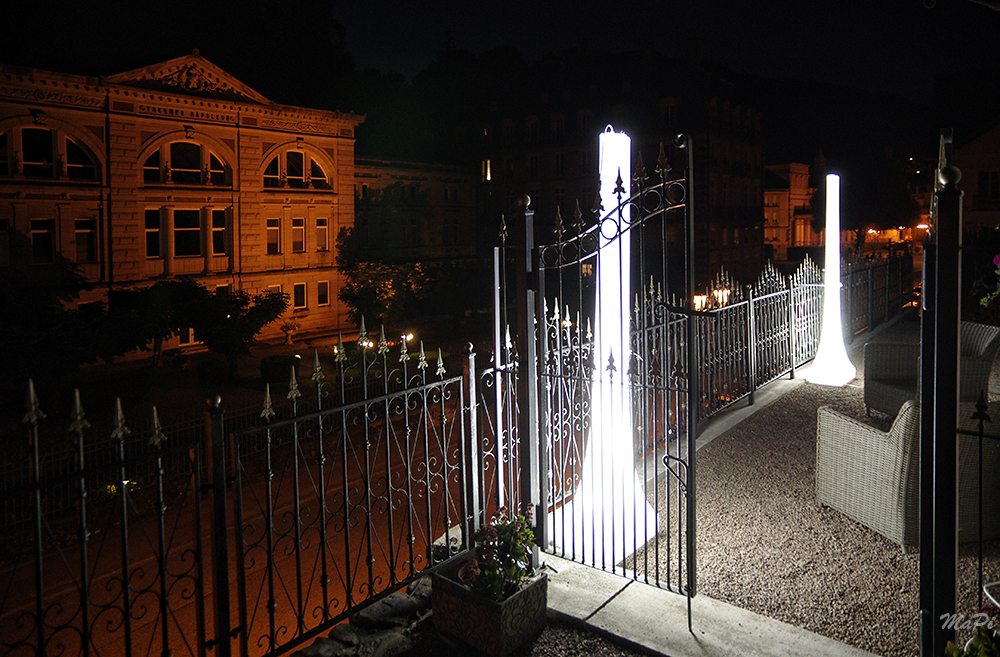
{"left": 671, "top": 252, "right": 913, "bottom": 426}
{"left": 516, "top": 251, "right": 914, "bottom": 486}
{"left": 493, "top": 189, "right": 914, "bottom": 616}
{"left": 1, "top": 336, "right": 491, "bottom": 657}
{"left": 220, "top": 339, "right": 477, "bottom": 657}
{"left": 2, "top": 385, "right": 209, "bottom": 657}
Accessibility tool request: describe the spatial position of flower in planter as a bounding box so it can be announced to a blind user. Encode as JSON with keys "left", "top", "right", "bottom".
{"left": 980, "top": 254, "right": 1000, "bottom": 308}
{"left": 457, "top": 507, "right": 535, "bottom": 603}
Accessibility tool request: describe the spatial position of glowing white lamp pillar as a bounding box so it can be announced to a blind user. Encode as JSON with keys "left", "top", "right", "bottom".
{"left": 554, "top": 126, "right": 658, "bottom": 565}
{"left": 805, "top": 173, "right": 857, "bottom": 386}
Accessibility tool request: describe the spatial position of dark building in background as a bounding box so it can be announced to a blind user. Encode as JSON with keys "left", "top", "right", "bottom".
{"left": 354, "top": 159, "right": 477, "bottom": 263}
{"left": 955, "top": 122, "right": 1000, "bottom": 234}
{"left": 474, "top": 48, "right": 765, "bottom": 292}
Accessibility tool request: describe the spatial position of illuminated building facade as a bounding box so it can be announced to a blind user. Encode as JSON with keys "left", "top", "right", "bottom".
{"left": 763, "top": 162, "right": 818, "bottom": 261}
{"left": 0, "top": 51, "right": 363, "bottom": 345}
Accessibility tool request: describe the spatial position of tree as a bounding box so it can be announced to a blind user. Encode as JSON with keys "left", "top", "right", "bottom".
{"left": 92, "top": 279, "right": 287, "bottom": 377}
{"left": 334, "top": 227, "right": 429, "bottom": 326}
{"left": 98, "top": 278, "right": 206, "bottom": 364}
{"left": 191, "top": 287, "right": 288, "bottom": 377}
{"left": 0, "top": 230, "right": 91, "bottom": 402}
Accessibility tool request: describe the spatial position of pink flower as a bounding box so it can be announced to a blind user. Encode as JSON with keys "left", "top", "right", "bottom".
{"left": 993, "top": 253, "right": 1000, "bottom": 269}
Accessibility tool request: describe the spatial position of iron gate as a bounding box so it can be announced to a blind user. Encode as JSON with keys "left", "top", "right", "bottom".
{"left": 494, "top": 133, "right": 699, "bottom": 614}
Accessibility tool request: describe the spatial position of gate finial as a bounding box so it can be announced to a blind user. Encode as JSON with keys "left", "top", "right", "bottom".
{"left": 418, "top": 341, "right": 428, "bottom": 370}
{"left": 69, "top": 388, "right": 89, "bottom": 434}
{"left": 111, "top": 398, "right": 130, "bottom": 441}
{"left": 378, "top": 325, "right": 389, "bottom": 355}
{"left": 656, "top": 141, "right": 671, "bottom": 175}
{"left": 287, "top": 366, "right": 301, "bottom": 401}
{"left": 312, "top": 349, "right": 325, "bottom": 382}
{"left": 149, "top": 406, "right": 167, "bottom": 447}
{"left": 614, "top": 168, "right": 625, "bottom": 201}
{"left": 634, "top": 150, "right": 647, "bottom": 185}
{"left": 335, "top": 333, "right": 347, "bottom": 362}
{"left": 23, "top": 379, "right": 46, "bottom": 425}
{"left": 261, "top": 384, "right": 275, "bottom": 421}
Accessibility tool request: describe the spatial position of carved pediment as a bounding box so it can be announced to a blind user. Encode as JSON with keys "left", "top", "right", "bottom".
{"left": 104, "top": 50, "right": 270, "bottom": 105}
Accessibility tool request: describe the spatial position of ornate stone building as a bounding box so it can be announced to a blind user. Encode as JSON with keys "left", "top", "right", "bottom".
{"left": 0, "top": 51, "right": 363, "bottom": 346}
{"left": 763, "top": 163, "right": 818, "bottom": 261}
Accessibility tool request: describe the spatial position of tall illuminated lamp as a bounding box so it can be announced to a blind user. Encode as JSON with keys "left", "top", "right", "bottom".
{"left": 805, "top": 173, "right": 857, "bottom": 386}
{"left": 554, "top": 126, "right": 659, "bottom": 566}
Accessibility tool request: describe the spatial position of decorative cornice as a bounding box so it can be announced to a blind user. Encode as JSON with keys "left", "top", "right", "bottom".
{"left": 259, "top": 118, "right": 338, "bottom": 134}
{"left": 0, "top": 85, "right": 103, "bottom": 108}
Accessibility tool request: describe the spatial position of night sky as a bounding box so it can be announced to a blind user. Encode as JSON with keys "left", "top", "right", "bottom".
{"left": 339, "top": 0, "right": 999, "bottom": 106}
{"left": 2, "top": 0, "right": 997, "bottom": 107}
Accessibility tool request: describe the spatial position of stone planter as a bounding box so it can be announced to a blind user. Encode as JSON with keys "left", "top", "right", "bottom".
{"left": 432, "top": 559, "right": 547, "bottom": 657}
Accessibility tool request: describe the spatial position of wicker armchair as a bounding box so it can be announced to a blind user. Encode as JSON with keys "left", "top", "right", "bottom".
{"left": 864, "top": 321, "right": 1000, "bottom": 417}
{"left": 816, "top": 399, "right": 1000, "bottom": 550}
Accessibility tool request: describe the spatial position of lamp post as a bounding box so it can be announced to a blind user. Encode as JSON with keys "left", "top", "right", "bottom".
{"left": 805, "top": 173, "right": 857, "bottom": 387}
{"left": 554, "top": 127, "right": 658, "bottom": 565}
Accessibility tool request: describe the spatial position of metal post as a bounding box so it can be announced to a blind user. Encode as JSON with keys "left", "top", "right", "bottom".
{"left": 847, "top": 266, "right": 854, "bottom": 337}
{"left": 935, "top": 166, "right": 962, "bottom": 655}
{"left": 513, "top": 195, "right": 541, "bottom": 567}
{"left": 208, "top": 396, "right": 232, "bottom": 657}
{"left": 788, "top": 278, "right": 797, "bottom": 379}
{"left": 493, "top": 245, "right": 506, "bottom": 508}
{"left": 464, "top": 344, "right": 482, "bottom": 532}
{"left": 867, "top": 265, "right": 873, "bottom": 335}
{"left": 882, "top": 253, "right": 892, "bottom": 322}
{"left": 919, "top": 227, "right": 936, "bottom": 655}
{"left": 25, "top": 382, "right": 46, "bottom": 657}
{"left": 748, "top": 288, "right": 757, "bottom": 405}
{"left": 535, "top": 262, "right": 550, "bottom": 551}
{"left": 678, "top": 134, "right": 697, "bottom": 606}
{"left": 920, "top": 145, "right": 962, "bottom": 656}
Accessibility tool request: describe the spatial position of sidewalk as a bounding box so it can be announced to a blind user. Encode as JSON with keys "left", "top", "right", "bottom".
{"left": 543, "top": 555, "right": 876, "bottom": 657}
{"left": 542, "top": 310, "right": 920, "bottom": 657}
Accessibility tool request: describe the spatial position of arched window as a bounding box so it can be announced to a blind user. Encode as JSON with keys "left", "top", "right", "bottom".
{"left": 142, "top": 141, "right": 231, "bottom": 186}
{"left": 0, "top": 127, "right": 100, "bottom": 181}
{"left": 261, "top": 149, "right": 331, "bottom": 190}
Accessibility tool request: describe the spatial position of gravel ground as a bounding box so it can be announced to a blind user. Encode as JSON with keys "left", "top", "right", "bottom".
{"left": 404, "top": 620, "right": 648, "bottom": 656}
{"left": 632, "top": 378, "right": 1000, "bottom": 657}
